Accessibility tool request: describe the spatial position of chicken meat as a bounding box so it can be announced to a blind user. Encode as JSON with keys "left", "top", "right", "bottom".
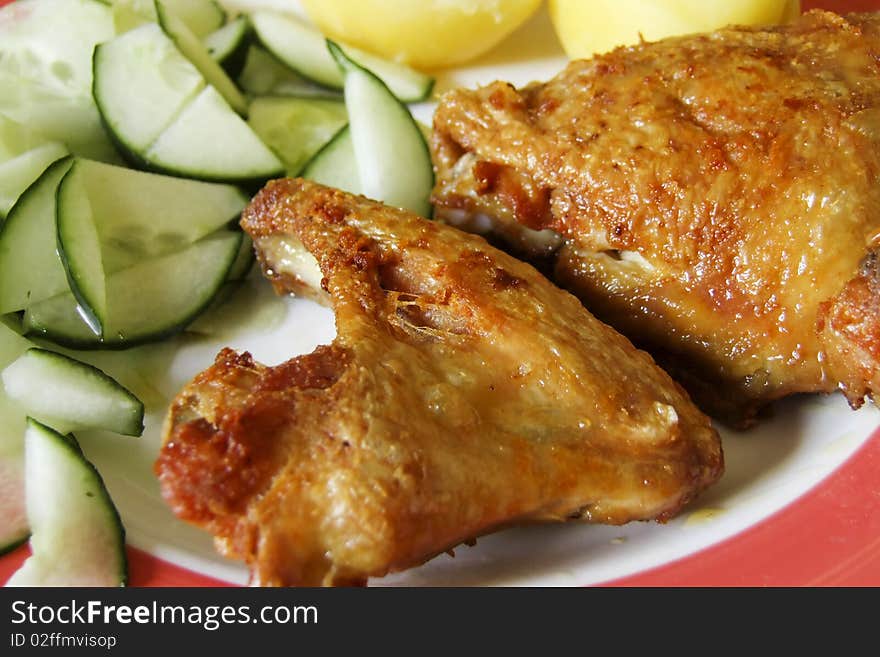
{"left": 156, "top": 179, "right": 722, "bottom": 586}
{"left": 431, "top": 10, "right": 880, "bottom": 426}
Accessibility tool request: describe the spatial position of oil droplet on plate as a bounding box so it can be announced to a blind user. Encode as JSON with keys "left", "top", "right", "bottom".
{"left": 684, "top": 507, "right": 724, "bottom": 526}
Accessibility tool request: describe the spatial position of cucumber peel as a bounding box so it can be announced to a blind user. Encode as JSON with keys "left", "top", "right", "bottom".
{"left": 154, "top": 0, "right": 248, "bottom": 116}
{"left": 251, "top": 10, "right": 434, "bottom": 103}
{"left": 301, "top": 125, "right": 360, "bottom": 194}
{"left": 0, "top": 157, "right": 74, "bottom": 315}
{"left": 0, "top": 324, "right": 32, "bottom": 555}
{"left": 94, "top": 24, "right": 282, "bottom": 183}
{"left": 2, "top": 348, "right": 145, "bottom": 436}
{"left": 0, "top": 142, "right": 69, "bottom": 219}
{"left": 248, "top": 95, "right": 348, "bottom": 176}
{"left": 25, "top": 229, "right": 244, "bottom": 349}
{"left": 204, "top": 15, "right": 251, "bottom": 78}
{"left": 5, "top": 418, "right": 127, "bottom": 587}
{"left": 327, "top": 41, "right": 434, "bottom": 216}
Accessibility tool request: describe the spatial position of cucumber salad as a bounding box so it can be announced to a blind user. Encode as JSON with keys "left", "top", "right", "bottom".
{"left": 0, "top": 0, "right": 435, "bottom": 585}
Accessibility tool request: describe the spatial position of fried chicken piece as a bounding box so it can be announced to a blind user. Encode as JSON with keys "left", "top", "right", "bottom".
{"left": 155, "top": 179, "right": 722, "bottom": 586}
{"left": 431, "top": 10, "right": 880, "bottom": 426}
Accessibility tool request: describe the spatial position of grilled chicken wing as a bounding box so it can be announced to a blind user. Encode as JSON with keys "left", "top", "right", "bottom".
{"left": 156, "top": 179, "right": 722, "bottom": 586}
{"left": 431, "top": 10, "right": 880, "bottom": 426}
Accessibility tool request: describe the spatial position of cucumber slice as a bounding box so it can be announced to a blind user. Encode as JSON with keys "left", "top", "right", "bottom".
{"left": 109, "top": 0, "right": 155, "bottom": 33}
{"left": 250, "top": 11, "right": 434, "bottom": 103}
{"left": 110, "top": 0, "right": 225, "bottom": 37}
{"left": 93, "top": 23, "right": 206, "bottom": 155}
{"left": 0, "top": 0, "right": 112, "bottom": 91}
{"left": 0, "top": 0, "right": 119, "bottom": 162}
{"left": 0, "top": 116, "right": 69, "bottom": 217}
{"left": 94, "top": 25, "right": 282, "bottom": 183}
{"left": 59, "top": 159, "right": 248, "bottom": 274}
{"left": 0, "top": 322, "right": 31, "bottom": 369}
{"left": 56, "top": 165, "right": 105, "bottom": 336}
{"left": 0, "top": 114, "right": 53, "bottom": 162}
{"left": 24, "top": 230, "right": 243, "bottom": 349}
{"left": 328, "top": 42, "right": 434, "bottom": 216}
{"left": 145, "top": 86, "right": 283, "bottom": 184}
{"left": 248, "top": 95, "right": 348, "bottom": 176}
{"left": 0, "top": 157, "right": 73, "bottom": 314}
{"left": 5, "top": 419, "right": 126, "bottom": 587}
{"left": 0, "top": 142, "right": 69, "bottom": 219}
{"left": 2, "top": 348, "right": 144, "bottom": 436}
{"left": 55, "top": 158, "right": 248, "bottom": 336}
{"left": 185, "top": 234, "right": 257, "bottom": 335}
{"left": 205, "top": 15, "right": 250, "bottom": 78}
{"left": 0, "top": 452, "right": 27, "bottom": 554}
{"left": 155, "top": 0, "right": 248, "bottom": 116}
{"left": 301, "top": 126, "right": 361, "bottom": 194}
{"left": 0, "top": 324, "right": 31, "bottom": 554}
{"left": 227, "top": 234, "right": 255, "bottom": 282}
{"left": 237, "top": 45, "right": 333, "bottom": 98}
{"left": 159, "top": 0, "right": 224, "bottom": 38}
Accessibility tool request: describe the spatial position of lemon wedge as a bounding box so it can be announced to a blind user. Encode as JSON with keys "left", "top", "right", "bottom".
{"left": 300, "top": 0, "right": 541, "bottom": 70}
{"left": 549, "top": 0, "right": 800, "bottom": 59}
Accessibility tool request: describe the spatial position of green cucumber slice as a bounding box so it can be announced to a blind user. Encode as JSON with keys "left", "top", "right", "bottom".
{"left": 0, "top": 0, "right": 119, "bottom": 162}
{"left": 155, "top": 0, "right": 248, "bottom": 116}
{"left": 109, "top": 0, "right": 155, "bottom": 33}
{"left": 205, "top": 15, "right": 250, "bottom": 78}
{"left": 93, "top": 23, "right": 206, "bottom": 155}
{"left": 56, "top": 164, "right": 105, "bottom": 336}
{"left": 237, "top": 45, "right": 332, "bottom": 98}
{"left": 0, "top": 115, "right": 69, "bottom": 218}
{"left": 0, "top": 451, "right": 27, "bottom": 555}
{"left": 0, "top": 114, "right": 53, "bottom": 162}
{"left": 55, "top": 184, "right": 107, "bottom": 335}
{"left": 2, "top": 348, "right": 144, "bottom": 436}
{"left": 159, "top": 0, "right": 224, "bottom": 38}
{"left": 144, "top": 86, "right": 283, "bottom": 183}
{"left": 328, "top": 42, "right": 434, "bottom": 216}
{"left": 184, "top": 234, "right": 257, "bottom": 335}
{"left": 226, "top": 233, "right": 255, "bottom": 282}
{"left": 58, "top": 159, "right": 248, "bottom": 274}
{"left": 0, "top": 142, "right": 69, "bottom": 219}
{"left": 5, "top": 419, "right": 126, "bottom": 587}
{"left": 301, "top": 126, "right": 361, "bottom": 194}
{"left": 0, "top": 324, "right": 31, "bottom": 555}
{"left": 110, "top": 0, "right": 224, "bottom": 37}
{"left": 250, "top": 10, "right": 434, "bottom": 103}
{"left": 248, "top": 95, "right": 348, "bottom": 176}
{"left": 0, "top": 157, "right": 74, "bottom": 314}
{"left": 94, "top": 25, "right": 282, "bottom": 183}
{"left": 54, "top": 158, "right": 248, "bottom": 336}
{"left": 24, "top": 230, "right": 243, "bottom": 349}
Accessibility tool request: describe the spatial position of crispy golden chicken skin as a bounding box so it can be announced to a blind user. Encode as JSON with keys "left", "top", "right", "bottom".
{"left": 431, "top": 10, "right": 880, "bottom": 426}
{"left": 156, "top": 179, "right": 722, "bottom": 586}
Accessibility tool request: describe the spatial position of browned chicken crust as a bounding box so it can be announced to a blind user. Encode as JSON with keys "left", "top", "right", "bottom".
{"left": 431, "top": 10, "right": 880, "bottom": 426}
{"left": 156, "top": 179, "right": 722, "bottom": 586}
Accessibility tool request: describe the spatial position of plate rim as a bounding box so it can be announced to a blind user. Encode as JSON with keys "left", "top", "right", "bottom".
{"left": 4, "top": 424, "right": 878, "bottom": 586}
